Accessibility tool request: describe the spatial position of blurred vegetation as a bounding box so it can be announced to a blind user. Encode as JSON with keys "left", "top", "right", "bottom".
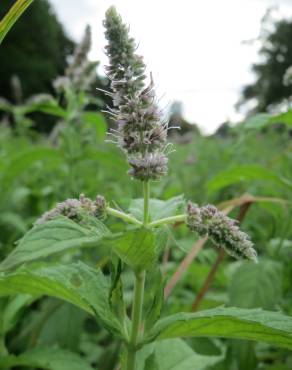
{"left": 0, "top": 3, "right": 291, "bottom": 370}
{"left": 238, "top": 10, "right": 292, "bottom": 114}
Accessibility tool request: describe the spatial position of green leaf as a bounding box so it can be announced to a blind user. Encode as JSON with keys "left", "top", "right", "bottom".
{"left": 1, "top": 147, "right": 62, "bottom": 188}
{"left": 109, "top": 258, "right": 126, "bottom": 327}
{"left": 0, "top": 98, "right": 12, "bottom": 111}
{"left": 111, "top": 228, "right": 166, "bottom": 270}
{"left": 25, "top": 97, "right": 67, "bottom": 118}
{"left": 144, "top": 267, "right": 165, "bottom": 331}
{"left": 83, "top": 111, "right": 107, "bottom": 139}
{"left": 36, "top": 302, "right": 86, "bottom": 350}
{"left": 0, "top": 262, "right": 121, "bottom": 335}
{"left": 0, "top": 217, "right": 109, "bottom": 271}
{"left": 0, "top": 347, "right": 94, "bottom": 370}
{"left": 139, "top": 339, "right": 222, "bottom": 370}
{"left": 0, "top": 212, "right": 27, "bottom": 234}
{"left": 129, "top": 195, "right": 184, "bottom": 222}
{"left": 0, "top": 0, "right": 34, "bottom": 44}
{"left": 144, "top": 353, "right": 159, "bottom": 370}
{"left": 1, "top": 294, "right": 34, "bottom": 335}
{"left": 244, "top": 111, "right": 292, "bottom": 130}
{"left": 244, "top": 113, "right": 271, "bottom": 130}
{"left": 148, "top": 307, "right": 292, "bottom": 350}
{"left": 207, "top": 165, "right": 282, "bottom": 193}
{"left": 229, "top": 260, "right": 282, "bottom": 309}
{"left": 269, "top": 110, "right": 292, "bottom": 127}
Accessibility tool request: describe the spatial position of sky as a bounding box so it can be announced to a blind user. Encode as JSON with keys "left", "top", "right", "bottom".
{"left": 50, "top": 0, "right": 292, "bottom": 133}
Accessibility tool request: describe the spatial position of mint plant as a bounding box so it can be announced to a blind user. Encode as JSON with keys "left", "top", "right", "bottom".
{"left": 0, "top": 7, "right": 292, "bottom": 370}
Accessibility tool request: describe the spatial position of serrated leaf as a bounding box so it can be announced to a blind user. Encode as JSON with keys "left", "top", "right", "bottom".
{"left": 111, "top": 228, "right": 166, "bottom": 271}
{"left": 0, "top": 262, "right": 122, "bottom": 336}
{"left": 0, "top": 217, "right": 109, "bottom": 271}
{"left": 129, "top": 195, "right": 184, "bottom": 222}
{"left": 147, "top": 307, "right": 292, "bottom": 350}
{"left": 229, "top": 260, "right": 282, "bottom": 309}
{"left": 0, "top": 347, "right": 94, "bottom": 370}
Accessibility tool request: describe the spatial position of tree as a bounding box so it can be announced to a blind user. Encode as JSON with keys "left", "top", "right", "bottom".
{"left": 0, "top": 0, "right": 74, "bottom": 101}
{"left": 238, "top": 15, "right": 292, "bottom": 114}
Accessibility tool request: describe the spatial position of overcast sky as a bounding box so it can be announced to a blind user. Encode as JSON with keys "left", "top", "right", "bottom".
{"left": 50, "top": 0, "right": 292, "bottom": 133}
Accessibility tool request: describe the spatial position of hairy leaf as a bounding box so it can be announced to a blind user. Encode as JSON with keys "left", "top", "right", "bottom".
{"left": 111, "top": 228, "right": 166, "bottom": 270}
{"left": 147, "top": 307, "right": 292, "bottom": 350}
{"left": 0, "top": 217, "right": 109, "bottom": 271}
{"left": 0, "top": 262, "right": 121, "bottom": 335}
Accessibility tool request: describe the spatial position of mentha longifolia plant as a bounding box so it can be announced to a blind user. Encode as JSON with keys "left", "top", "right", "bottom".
{"left": 1, "top": 6, "right": 292, "bottom": 370}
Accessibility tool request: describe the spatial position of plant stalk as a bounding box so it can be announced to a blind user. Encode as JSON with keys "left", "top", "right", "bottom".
{"left": 126, "top": 269, "right": 146, "bottom": 370}
{"left": 107, "top": 207, "right": 142, "bottom": 226}
{"left": 126, "top": 181, "right": 149, "bottom": 370}
{"left": 148, "top": 214, "right": 186, "bottom": 228}
{"left": 143, "top": 181, "right": 150, "bottom": 225}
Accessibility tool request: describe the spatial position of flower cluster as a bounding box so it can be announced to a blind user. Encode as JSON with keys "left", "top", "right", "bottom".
{"left": 103, "top": 7, "right": 168, "bottom": 181}
{"left": 54, "top": 25, "right": 98, "bottom": 93}
{"left": 186, "top": 202, "right": 257, "bottom": 262}
{"left": 36, "top": 194, "right": 106, "bottom": 224}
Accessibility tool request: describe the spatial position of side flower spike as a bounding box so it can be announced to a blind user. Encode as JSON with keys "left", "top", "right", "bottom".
{"left": 35, "top": 194, "right": 107, "bottom": 224}
{"left": 186, "top": 202, "right": 257, "bottom": 262}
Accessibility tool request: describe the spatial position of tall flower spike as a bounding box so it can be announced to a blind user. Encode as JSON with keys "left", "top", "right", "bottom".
{"left": 186, "top": 202, "right": 257, "bottom": 262}
{"left": 103, "top": 7, "right": 168, "bottom": 181}
{"left": 54, "top": 25, "right": 98, "bottom": 93}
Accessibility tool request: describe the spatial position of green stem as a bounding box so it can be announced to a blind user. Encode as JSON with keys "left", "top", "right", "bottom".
{"left": 106, "top": 207, "right": 142, "bottom": 226}
{"left": 126, "top": 181, "right": 149, "bottom": 370}
{"left": 126, "top": 270, "right": 146, "bottom": 370}
{"left": 143, "top": 181, "right": 150, "bottom": 225}
{"left": 147, "top": 214, "right": 186, "bottom": 228}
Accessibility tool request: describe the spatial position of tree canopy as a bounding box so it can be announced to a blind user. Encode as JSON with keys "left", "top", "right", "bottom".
{"left": 238, "top": 17, "right": 292, "bottom": 114}
{"left": 0, "top": 0, "right": 74, "bottom": 101}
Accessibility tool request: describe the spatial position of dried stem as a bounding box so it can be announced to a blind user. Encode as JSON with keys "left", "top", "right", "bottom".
{"left": 164, "top": 205, "right": 234, "bottom": 300}
{"left": 191, "top": 201, "right": 253, "bottom": 311}
{"left": 164, "top": 236, "right": 208, "bottom": 300}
